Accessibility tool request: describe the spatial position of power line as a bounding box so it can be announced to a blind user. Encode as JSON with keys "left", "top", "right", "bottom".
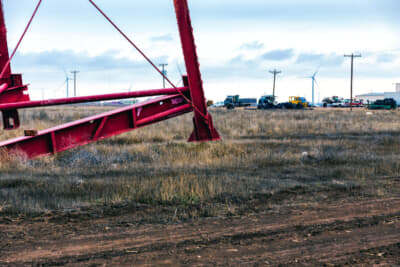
{"left": 269, "top": 69, "right": 282, "bottom": 99}
{"left": 344, "top": 54, "right": 362, "bottom": 111}
{"left": 159, "top": 63, "right": 168, "bottom": 88}
{"left": 70, "top": 70, "right": 80, "bottom": 97}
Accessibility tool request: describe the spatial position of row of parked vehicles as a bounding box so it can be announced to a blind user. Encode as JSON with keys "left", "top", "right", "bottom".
{"left": 321, "top": 96, "right": 363, "bottom": 108}
{"left": 321, "top": 96, "right": 397, "bottom": 109}
{"left": 220, "top": 95, "right": 397, "bottom": 110}
{"left": 221, "top": 95, "right": 310, "bottom": 110}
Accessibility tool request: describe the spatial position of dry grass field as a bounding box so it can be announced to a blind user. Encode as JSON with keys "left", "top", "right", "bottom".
{"left": 0, "top": 106, "right": 399, "bottom": 265}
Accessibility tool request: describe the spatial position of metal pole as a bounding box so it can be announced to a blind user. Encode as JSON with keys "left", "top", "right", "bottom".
{"left": 71, "top": 70, "right": 79, "bottom": 97}
{"left": 159, "top": 63, "right": 168, "bottom": 88}
{"left": 272, "top": 73, "right": 276, "bottom": 98}
{"left": 269, "top": 69, "right": 281, "bottom": 99}
{"left": 350, "top": 56, "right": 354, "bottom": 111}
{"left": 344, "top": 54, "right": 361, "bottom": 112}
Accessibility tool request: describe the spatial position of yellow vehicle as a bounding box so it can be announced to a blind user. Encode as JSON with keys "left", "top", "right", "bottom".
{"left": 289, "top": 96, "right": 309, "bottom": 108}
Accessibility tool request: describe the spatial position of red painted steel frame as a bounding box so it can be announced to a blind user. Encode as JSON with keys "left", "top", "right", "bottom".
{"left": 0, "top": 0, "right": 220, "bottom": 158}
{"left": 0, "top": 95, "right": 192, "bottom": 158}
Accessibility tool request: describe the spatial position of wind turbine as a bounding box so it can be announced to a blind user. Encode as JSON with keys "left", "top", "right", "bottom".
{"left": 308, "top": 67, "right": 320, "bottom": 106}
{"left": 175, "top": 62, "right": 184, "bottom": 86}
{"left": 63, "top": 69, "right": 72, "bottom": 98}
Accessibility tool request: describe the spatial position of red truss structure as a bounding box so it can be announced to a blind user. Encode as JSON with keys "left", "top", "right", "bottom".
{"left": 0, "top": 0, "right": 220, "bottom": 158}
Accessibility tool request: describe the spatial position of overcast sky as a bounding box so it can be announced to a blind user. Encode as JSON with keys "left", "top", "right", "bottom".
{"left": 3, "top": 0, "right": 400, "bottom": 102}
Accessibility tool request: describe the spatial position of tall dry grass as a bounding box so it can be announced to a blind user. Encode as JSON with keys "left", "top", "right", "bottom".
{"left": 0, "top": 107, "right": 400, "bottom": 215}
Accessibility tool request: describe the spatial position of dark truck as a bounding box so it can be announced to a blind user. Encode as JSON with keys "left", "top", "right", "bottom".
{"left": 368, "top": 98, "right": 397, "bottom": 110}
{"left": 257, "top": 95, "right": 278, "bottom": 109}
{"left": 224, "top": 95, "right": 257, "bottom": 109}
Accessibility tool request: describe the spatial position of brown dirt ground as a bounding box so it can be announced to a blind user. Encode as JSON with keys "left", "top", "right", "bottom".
{"left": 1, "top": 197, "right": 399, "bottom": 266}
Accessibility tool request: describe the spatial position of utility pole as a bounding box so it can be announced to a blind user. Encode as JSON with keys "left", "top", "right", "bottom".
{"left": 159, "top": 63, "right": 168, "bottom": 88}
{"left": 344, "top": 54, "right": 361, "bottom": 111}
{"left": 70, "top": 70, "right": 80, "bottom": 97}
{"left": 269, "top": 69, "right": 281, "bottom": 99}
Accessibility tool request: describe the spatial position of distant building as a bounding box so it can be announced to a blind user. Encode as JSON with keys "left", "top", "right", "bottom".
{"left": 355, "top": 92, "right": 384, "bottom": 103}
{"left": 356, "top": 83, "right": 400, "bottom": 104}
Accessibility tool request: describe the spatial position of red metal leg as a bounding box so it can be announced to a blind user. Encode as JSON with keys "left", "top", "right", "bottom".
{"left": 0, "top": 1, "right": 30, "bottom": 130}
{"left": 174, "top": 0, "right": 220, "bottom": 142}
{"left": 0, "top": 1, "right": 30, "bottom": 104}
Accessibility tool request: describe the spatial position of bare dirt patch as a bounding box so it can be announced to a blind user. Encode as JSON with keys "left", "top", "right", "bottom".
{"left": 1, "top": 197, "right": 399, "bottom": 265}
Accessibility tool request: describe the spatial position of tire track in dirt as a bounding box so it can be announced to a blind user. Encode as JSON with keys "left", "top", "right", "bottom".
{"left": 1, "top": 198, "right": 399, "bottom": 265}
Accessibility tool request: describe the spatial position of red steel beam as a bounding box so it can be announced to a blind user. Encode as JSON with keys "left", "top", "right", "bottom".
{"left": 0, "top": 94, "right": 192, "bottom": 158}
{"left": 0, "top": 87, "right": 189, "bottom": 111}
{"left": 174, "top": 0, "right": 220, "bottom": 142}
